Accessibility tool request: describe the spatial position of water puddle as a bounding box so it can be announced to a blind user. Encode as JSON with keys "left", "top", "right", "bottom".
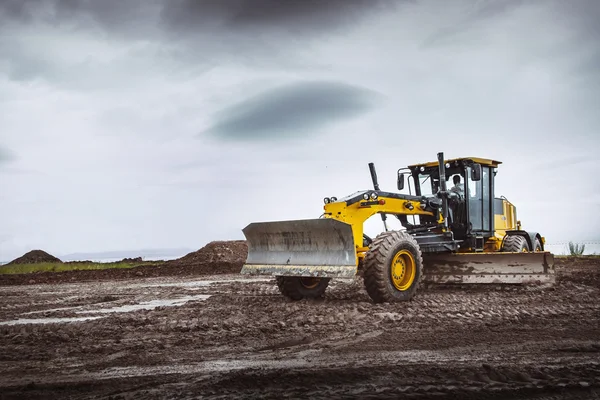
{"left": 76, "top": 295, "right": 211, "bottom": 314}
{"left": 1, "top": 295, "right": 211, "bottom": 325}
{"left": 124, "top": 278, "right": 271, "bottom": 289}
{"left": 92, "top": 358, "right": 310, "bottom": 380}
{"left": 0, "top": 316, "right": 104, "bottom": 326}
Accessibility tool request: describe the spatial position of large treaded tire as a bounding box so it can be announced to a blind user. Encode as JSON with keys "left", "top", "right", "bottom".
{"left": 275, "top": 276, "right": 330, "bottom": 301}
{"left": 502, "top": 235, "right": 530, "bottom": 252}
{"left": 363, "top": 231, "right": 423, "bottom": 303}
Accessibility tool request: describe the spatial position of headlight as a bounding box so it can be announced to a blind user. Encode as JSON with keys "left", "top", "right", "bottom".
{"left": 331, "top": 196, "right": 337, "bottom": 202}
{"left": 371, "top": 193, "right": 378, "bottom": 200}
{"left": 420, "top": 166, "right": 425, "bottom": 172}
{"left": 363, "top": 193, "right": 370, "bottom": 200}
{"left": 445, "top": 163, "right": 450, "bottom": 168}
{"left": 324, "top": 197, "right": 331, "bottom": 204}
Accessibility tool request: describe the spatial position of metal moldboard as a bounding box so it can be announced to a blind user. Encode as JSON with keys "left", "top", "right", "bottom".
{"left": 422, "top": 251, "right": 555, "bottom": 284}
{"left": 241, "top": 218, "right": 357, "bottom": 278}
{"left": 240, "top": 264, "right": 357, "bottom": 278}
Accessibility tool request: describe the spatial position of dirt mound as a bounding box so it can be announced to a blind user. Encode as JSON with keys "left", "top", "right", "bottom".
{"left": 120, "top": 257, "right": 142, "bottom": 263}
{"left": 165, "top": 240, "right": 248, "bottom": 274}
{"left": 0, "top": 241, "right": 249, "bottom": 286}
{"left": 7, "top": 250, "right": 62, "bottom": 265}
{"left": 555, "top": 256, "right": 600, "bottom": 288}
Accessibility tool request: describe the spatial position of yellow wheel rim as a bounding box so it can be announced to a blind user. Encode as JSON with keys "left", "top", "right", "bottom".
{"left": 390, "top": 250, "right": 416, "bottom": 291}
{"left": 300, "top": 277, "right": 320, "bottom": 289}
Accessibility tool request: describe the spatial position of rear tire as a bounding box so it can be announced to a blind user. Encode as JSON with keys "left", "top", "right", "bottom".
{"left": 363, "top": 231, "right": 423, "bottom": 303}
{"left": 533, "top": 238, "right": 542, "bottom": 252}
{"left": 275, "top": 276, "right": 330, "bottom": 300}
{"left": 502, "top": 235, "right": 530, "bottom": 252}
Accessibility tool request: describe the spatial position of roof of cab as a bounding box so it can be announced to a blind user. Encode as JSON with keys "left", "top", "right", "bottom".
{"left": 408, "top": 157, "right": 502, "bottom": 168}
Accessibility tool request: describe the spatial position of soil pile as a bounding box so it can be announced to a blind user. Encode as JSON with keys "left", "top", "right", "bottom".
{"left": 165, "top": 240, "right": 248, "bottom": 274}
{"left": 6, "top": 250, "right": 62, "bottom": 265}
{"left": 0, "top": 241, "right": 250, "bottom": 286}
{"left": 556, "top": 256, "right": 600, "bottom": 288}
{"left": 120, "top": 257, "right": 143, "bottom": 263}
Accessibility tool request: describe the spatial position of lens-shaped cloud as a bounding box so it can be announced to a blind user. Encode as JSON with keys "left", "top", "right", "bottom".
{"left": 0, "top": 147, "right": 16, "bottom": 166}
{"left": 203, "top": 80, "right": 384, "bottom": 141}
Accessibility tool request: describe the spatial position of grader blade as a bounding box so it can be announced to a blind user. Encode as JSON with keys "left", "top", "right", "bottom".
{"left": 422, "top": 251, "right": 555, "bottom": 285}
{"left": 241, "top": 218, "right": 358, "bottom": 278}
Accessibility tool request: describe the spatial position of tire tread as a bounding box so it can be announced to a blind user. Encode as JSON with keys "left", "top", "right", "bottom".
{"left": 275, "top": 276, "right": 329, "bottom": 301}
{"left": 363, "top": 231, "right": 423, "bottom": 303}
{"left": 502, "top": 235, "right": 529, "bottom": 252}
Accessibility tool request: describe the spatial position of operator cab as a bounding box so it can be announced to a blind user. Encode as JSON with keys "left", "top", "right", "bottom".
{"left": 399, "top": 157, "right": 501, "bottom": 251}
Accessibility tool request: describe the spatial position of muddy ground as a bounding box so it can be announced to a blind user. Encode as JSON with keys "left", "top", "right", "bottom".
{"left": 1, "top": 257, "right": 599, "bottom": 399}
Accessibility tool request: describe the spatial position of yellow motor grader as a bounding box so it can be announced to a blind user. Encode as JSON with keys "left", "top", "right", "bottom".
{"left": 241, "top": 152, "right": 554, "bottom": 303}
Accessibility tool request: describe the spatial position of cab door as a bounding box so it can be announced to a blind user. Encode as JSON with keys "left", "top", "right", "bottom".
{"left": 466, "top": 166, "right": 493, "bottom": 235}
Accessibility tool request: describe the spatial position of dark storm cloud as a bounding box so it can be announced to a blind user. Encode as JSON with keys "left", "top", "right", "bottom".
{"left": 553, "top": 0, "right": 600, "bottom": 37}
{"left": 202, "top": 80, "right": 383, "bottom": 141}
{"left": 0, "top": 0, "right": 394, "bottom": 36}
{"left": 160, "top": 0, "right": 396, "bottom": 35}
{"left": 0, "top": 0, "right": 38, "bottom": 22}
{"left": 0, "top": 0, "right": 398, "bottom": 85}
{"left": 0, "top": 0, "right": 154, "bottom": 28}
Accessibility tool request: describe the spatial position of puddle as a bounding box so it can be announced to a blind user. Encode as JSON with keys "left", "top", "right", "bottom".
{"left": 2, "top": 295, "right": 212, "bottom": 325}
{"left": 76, "top": 295, "right": 211, "bottom": 314}
{"left": 92, "top": 358, "right": 310, "bottom": 380}
{"left": 124, "top": 278, "right": 272, "bottom": 289}
{"left": 0, "top": 316, "right": 104, "bottom": 326}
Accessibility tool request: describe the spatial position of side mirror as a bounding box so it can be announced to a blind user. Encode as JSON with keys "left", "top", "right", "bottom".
{"left": 397, "top": 172, "right": 405, "bottom": 190}
{"left": 471, "top": 164, "right": 482, "bottom": 181}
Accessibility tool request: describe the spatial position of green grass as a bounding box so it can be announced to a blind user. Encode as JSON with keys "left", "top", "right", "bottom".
{"left": 0, "top": 261, "right": 163, "bottom": 275}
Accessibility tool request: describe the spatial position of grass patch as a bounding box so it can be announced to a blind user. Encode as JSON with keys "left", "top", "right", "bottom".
{"left": 0, "top": 261, "right": 163, "bottom": 275}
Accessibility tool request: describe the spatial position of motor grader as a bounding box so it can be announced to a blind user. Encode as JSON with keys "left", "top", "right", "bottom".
{"left": 241, "top": 152, "right": 555, "bottom": 303}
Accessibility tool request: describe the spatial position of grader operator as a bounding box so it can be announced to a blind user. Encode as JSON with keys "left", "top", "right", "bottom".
{"left": 241, "top": 152, "right": 554, "bottom": 303}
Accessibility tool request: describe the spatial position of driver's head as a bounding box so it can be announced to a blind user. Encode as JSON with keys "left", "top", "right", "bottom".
{"left": 453, "top": 175, "right": 461, "bottom": 185}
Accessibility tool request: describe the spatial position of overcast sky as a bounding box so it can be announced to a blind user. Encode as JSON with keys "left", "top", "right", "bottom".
{"left": 1, "top": 0, "right": 599, "bottom": 261}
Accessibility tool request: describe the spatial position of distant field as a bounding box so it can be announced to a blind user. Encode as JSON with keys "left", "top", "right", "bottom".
{"left": 0, "top": 261, "right": 163, "bottom": 275}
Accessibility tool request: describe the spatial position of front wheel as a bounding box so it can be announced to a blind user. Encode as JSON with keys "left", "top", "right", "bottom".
{"left": 502, "top": 235, "right": 530, "bottom": 252}
{"left": 275, "top": 276, "right": 330, "bottom": 300}
{"left": 363, "top": 231, "right": 423, "bottom": 303}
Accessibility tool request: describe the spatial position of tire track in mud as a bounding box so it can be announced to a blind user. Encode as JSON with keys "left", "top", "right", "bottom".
{"left": 190, "top": 362, "right": 600, "bottom": 400}
{"left": 2, "top": 279, "right": 599, "bottom": 351}
{"left": 1, "top": 273, "right": 600, "bottom": 399}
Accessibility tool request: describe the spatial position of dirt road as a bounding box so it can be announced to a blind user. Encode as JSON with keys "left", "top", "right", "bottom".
{"left": 1, "top": 258, "right": 600, "bottom": 399}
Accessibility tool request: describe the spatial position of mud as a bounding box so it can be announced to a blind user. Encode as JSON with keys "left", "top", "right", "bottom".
{"left": 1, "top": 257, "right": 600, "bottom": 399}
{"left": 5, "top": 250, "right": 62, "bottom": 265}
{"left": 555, "top": 256, "right": 600, "bottom": 288}
{"left": 0, "top": 241, "right": 249, "bottom": 287}
{"left": 0, "top": 260, "right": 225, "bottom": 286}
{"left": 163, "top": 240, "right": 247, "bottom": 273}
